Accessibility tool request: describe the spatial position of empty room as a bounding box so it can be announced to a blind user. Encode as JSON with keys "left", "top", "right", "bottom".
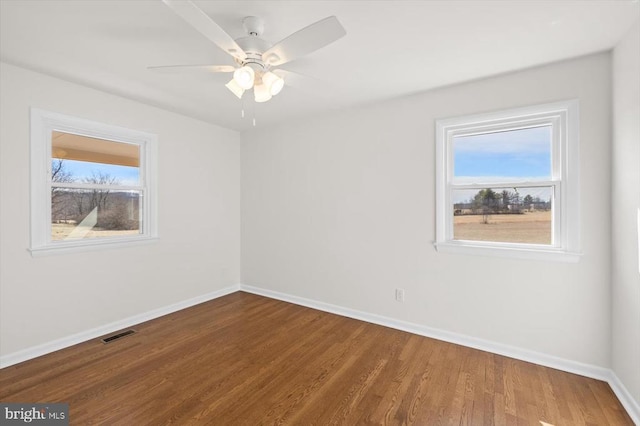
{"left": 0, "top": 0, "right": 639, "bottom": 424}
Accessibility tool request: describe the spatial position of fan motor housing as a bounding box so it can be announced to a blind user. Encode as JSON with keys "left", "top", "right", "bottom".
{"left": 235, "top": 36, "right": 271, "bottom": 70}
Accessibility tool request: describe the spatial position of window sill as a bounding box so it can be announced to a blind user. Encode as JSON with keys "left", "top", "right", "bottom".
{"left": 29, "top": 236, "right": 159, "bottom": 257}
{"left": 434, "top": 241, "right": 582, "bottom": 263}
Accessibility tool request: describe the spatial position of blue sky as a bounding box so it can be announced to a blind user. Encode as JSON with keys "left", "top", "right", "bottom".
{"left": 453, "top": 125, "right": 551, "bottom": 182}
{"left": 56, "top": 159, "right": 139, "bottom": 186}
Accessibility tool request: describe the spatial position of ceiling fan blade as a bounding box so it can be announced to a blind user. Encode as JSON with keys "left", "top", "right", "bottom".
{"left": 272, "top": 68, "right": 312, "bottom": 85}
{"left": 162, "top": 0, "right": 246, "bottom": 61}
{"left": 273, "top": 69, "right": 332, "bottom": 98}
{"left": 148, "top": 64, "right": 235, "bottom": 73}
{"left": 262, "top": 16, "right": 346, "bottom": 66}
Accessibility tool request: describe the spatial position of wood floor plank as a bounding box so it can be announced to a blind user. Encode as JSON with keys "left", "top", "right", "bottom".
{"left": 0, "top": 292, "right": 633, "bottom": 425}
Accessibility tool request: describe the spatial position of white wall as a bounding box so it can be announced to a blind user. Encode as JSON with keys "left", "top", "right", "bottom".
{"left": 0, "top": 35, "right": 635, "bottom": 414}
{"left": 612, "top": 21, "right": 640, "bottom": 406}
{"left": 0, "top": 62, "right": 241, "bottom": 358}
{"left": 242, "top": 52, "right": 612, "bottom": 368}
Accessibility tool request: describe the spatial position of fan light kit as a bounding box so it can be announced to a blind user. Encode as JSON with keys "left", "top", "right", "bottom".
{"left": 153, "top": 0, "right": 346, "bottom": 108}
{"left": 233, "top": 66, "right": 255, "bottom": 90}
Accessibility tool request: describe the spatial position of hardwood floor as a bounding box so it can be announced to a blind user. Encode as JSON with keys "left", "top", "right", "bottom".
{"left": 0, "top": 292, "right": 633, "bottom": 425}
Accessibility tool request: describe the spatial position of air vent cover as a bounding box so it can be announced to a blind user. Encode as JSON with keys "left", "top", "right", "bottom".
{"left": 101, "top": 329, "right": 136, "bottom": 344}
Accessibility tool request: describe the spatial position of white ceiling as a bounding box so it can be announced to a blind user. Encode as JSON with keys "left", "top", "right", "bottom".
{"left": 1, "top": 0, "right": 638, "bottom": 132}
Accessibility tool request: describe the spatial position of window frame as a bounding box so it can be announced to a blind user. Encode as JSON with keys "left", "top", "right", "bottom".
{"left": 30, "top": 108, "right": 158, "bottom": 256}
{"left": 434, "top": 100, "right": 581, "bottom": 262}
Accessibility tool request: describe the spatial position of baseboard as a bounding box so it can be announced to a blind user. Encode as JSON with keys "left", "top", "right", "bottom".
{"left": 240, "top": 283, "right": 639, "bottom": 424}
{"left": 608, "top": 370, "right": 640, "bottom": 425}
{"left": 0, "top": 284, "right": 240, "bottom": 369}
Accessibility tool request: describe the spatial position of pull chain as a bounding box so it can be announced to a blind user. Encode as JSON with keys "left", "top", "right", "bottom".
{"left": 252, "top": 100, "right": 256, "bottom": 126}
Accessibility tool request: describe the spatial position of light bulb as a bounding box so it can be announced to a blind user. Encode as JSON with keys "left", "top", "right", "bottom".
{"left": 262, "top": 71, "right": 284, "bottom": 96}
{"left": 233, "top": 66, "right": 255, "bottom": 90}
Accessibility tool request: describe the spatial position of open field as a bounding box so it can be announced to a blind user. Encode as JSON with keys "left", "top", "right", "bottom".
{"left": 453, "top": 210, "right": 551, "bottom": 244}
{"left": 51, "top": 223, "right": 140, "bottom": 241}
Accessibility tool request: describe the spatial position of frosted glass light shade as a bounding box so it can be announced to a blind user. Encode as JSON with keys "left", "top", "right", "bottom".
{"left": 254, "top": 83, "right": 272, "bottom": 103}
{"left": 262, "top": 71, "right": 284, "bottom": 96}
{"left": 233, "top": 66, "right": 255, "bottom": 90}
{"left": 225, "top": 79, "right": 245, "bottom": 99}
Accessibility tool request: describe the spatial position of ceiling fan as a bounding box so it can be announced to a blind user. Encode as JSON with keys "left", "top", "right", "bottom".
{"left": 152, "top": 0, "right": 347, "bottom": 103}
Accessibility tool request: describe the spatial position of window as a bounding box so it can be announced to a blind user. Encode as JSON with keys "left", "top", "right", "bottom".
{"left": 435, "top": 100, "right": 580, "bottom": 262}
{"left": 30, "top": 109, "right": 158, "bottom": 255}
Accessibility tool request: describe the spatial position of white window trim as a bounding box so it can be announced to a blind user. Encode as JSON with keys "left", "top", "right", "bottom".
{"left": 434, "top": 100, "right": 581, "bottom": 262}
{"left": 30, "top": 108, "right": 158, "bottom": 256}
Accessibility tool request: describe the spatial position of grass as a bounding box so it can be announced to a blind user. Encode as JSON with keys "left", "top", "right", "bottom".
{"left": 453, "top": 210, "right": 551, "bottom": 244}
{"left": 51, "top": 223, "right": 139, "bottom": 241}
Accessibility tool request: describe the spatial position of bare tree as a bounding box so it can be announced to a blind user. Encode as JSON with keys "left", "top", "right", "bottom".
{"left": 51, "top": 164, "right": 136, "bottom": 230}
{"left": 51, "top": 159, "right": 73, "bottom": 184}
{"left": 97, "top": 193, "right": 140, "bottom": 230}
{"left": 83, "top": 171, "right": 120, "bottom": 211}
{"left": 51, "top": 159, "right": 74, "bottom": 220}
{"left": 69, "top": 171, "right": 138, "bottom": 230}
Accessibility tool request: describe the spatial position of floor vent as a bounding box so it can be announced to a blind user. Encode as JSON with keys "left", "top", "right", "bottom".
{"left": 101, "top": 329, "right": 136, "bottom": 344}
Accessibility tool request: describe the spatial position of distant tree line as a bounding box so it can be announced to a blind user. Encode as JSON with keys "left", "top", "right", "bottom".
{"left": 454, "top": 188, "right": 551, "bottom": 218}
{"left": 51, "top": 159, "right": 139, "bottom": 230}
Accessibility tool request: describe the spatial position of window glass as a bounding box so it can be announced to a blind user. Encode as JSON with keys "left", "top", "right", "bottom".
{"left": 51, "top": 189, "right": 142, "bottom": 241}
{"left": 50, "top": 131, "right": 143, "bottom": 242}
{"left": 453, "top": 126, "right": 551, "bottom": 183}
{"left": 52, "top": 131, "right": 140, "bottom": 184}
{"left": 452, "top": 186, "right": 552, "bottom": 245}
{"left": 52, "top": 159, "right": 140, "bottom": 185}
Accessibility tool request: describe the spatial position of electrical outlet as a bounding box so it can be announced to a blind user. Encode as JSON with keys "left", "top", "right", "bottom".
{"left": 395, "top": 288, "right": 405, "bottom": 302}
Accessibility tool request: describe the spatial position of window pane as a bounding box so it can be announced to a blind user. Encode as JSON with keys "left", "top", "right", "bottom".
{"left": 452, "top": 186, "right": 552, "bottom": 244}
{"left": 52, "top": 131, "right": 140, "bottom": 185}
{"left": 453, "top": 126, "right": 551, "bottom": 183}
{"left": 51, "top": 189, "right": 141, "bottom": 241}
